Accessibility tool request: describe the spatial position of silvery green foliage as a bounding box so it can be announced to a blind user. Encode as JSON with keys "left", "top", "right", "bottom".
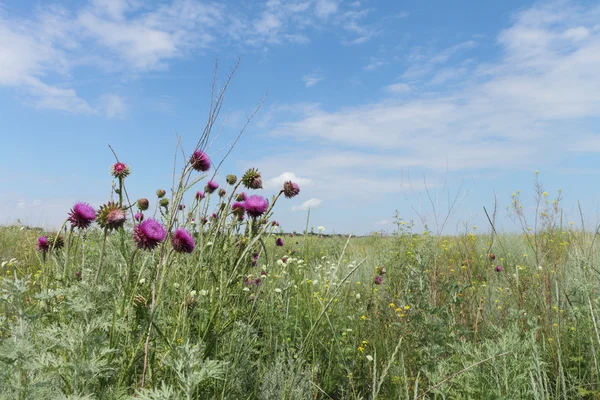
{"left": 135, "top": 382, "right": 178, "bottom": 400}
{"left": 425, "top": 326, "right": 536, "bottom": 399}
{"left": 259, "top": 355, "right": 312, "bottom": 400}
{"left": 162, "top": 342, "right": 228, "bottom": 398}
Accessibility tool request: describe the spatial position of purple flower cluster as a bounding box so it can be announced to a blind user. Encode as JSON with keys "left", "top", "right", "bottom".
{"left": 276, "top": 237, "right": 284, "bottom": 247}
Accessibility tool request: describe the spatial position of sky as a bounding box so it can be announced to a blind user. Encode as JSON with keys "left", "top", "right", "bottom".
{"left": 1, "top": 0, "right": 600, "bottom": 235}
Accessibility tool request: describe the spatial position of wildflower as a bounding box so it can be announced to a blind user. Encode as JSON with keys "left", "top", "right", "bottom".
{"left": 97, "top": 202, "right": 127, "bottom": 231}
{"left": 133, "top": 219, "right": 166, "bottom": 251}
{"left": 156, "top": 189, "right": 166, "bottom": 198}
{"left": 272, "top": 221, "right": 280, "bottom": 227}
{"left": 236, "top": 192, "right": 247, "bottom": 201}
{"left": 206, "top": 180, "right": 219, "bottom": 194}
{"left": 275, "top": 288, "right": 282, "bottom": 293}
{"left": 282, "top": 181, "right": 300, "bottom": 198}
{"left": 495, "top": 265, "right": 502, "bottom": 272}
{"left": 160, "top": 198, "right": 169, "bottom": 208}
{"left": 111, "top": 162, "right": 130, "bottom": 179}
{"left": 377, "top": 266, "right": 387, "bottom": 275}
{"left": 276, "top": 237, "right": 284, "bottom": 246}
{"left": 48, "top": 234, "right": 64, "bottom": 250}
{"left": 190, "top": 149, "right": 211, "bottom": 172}
{"left": 133, "top": 198, "right": 148, "bottom": 211}
{"left": 244, "top": 195, "right": 268, "bottom": 218}
{"left": 218, "top": 188, "right": 226, "bottom": 198}
{"left": 36, "top": 236, "right": 49, "bottom": 252}
{"left": 242, "top": 168, "right": 263, "bottom": 189}
{"left": 68, "top": 202, "right": 96, "bottom": 229}
{"left": 231, "top": 202, "right": 245, "bottom": 218}
{"left": 171, "top": 228, "right": 195, "bottom": 253}
{"left": 74, "top": 271, "right": 81, "bottom": 280}
{"left": 366, "top": 355, "right": 373, "bottom": 362}
{"left": 178, "top": 204, "right": 185, "bottom": 211}
{"left": 135, "top": 212, "right": 144, "bottom": 222}
{"left": 489, "top": 253, "right": 496, "bottom": 260}
{"left": 226, "top": 174, "right": 237, "bottom": 185}
{"left": 360, "top": 315, "right": 367, "bottom": 321}
{"left": 373, "top": 275, "right": 383, "bottom": 285}
{"left": 355, "top": 293, "right": 361, "bottom": 300}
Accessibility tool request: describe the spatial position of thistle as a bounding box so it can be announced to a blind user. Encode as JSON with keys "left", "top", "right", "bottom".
{"left": 68, "top": 202, "right": 96, "bottom": 229}
{"left": 196, "top": 191, "right": 205, "bottom": 200}
{"left": 97, "top": 202, "right": 127, "bottom": 231}
{"left": 132, "top": 219, "right": 166, "bottom": 251}
{"left": 206, "top": 180, "right": 219, "bottom": 194}
{"left": 36, "top": 236, "right": 49, "bottom": 252}
{"left": 190, "top": 149, "right": 211, "bottom": 172}
{"left": 218, "top": 188, "right": 226, "bottom": 198}
{"left": 48, "top": 234, "right": 65, "bottom": 250}
{"left": 283, "top": 181, "right": 300, "bottom": 198}
{"left": 244, "top": 195, "right": 268, "bottom": 218}
{"left": 171, "top": 228, "right": 195, "bottom": 253}
{"left": 226, "top": 174, "right": 237, "bottom": 185}
{"left": 160, "top": 198, "right": 169, "bottom": 208}
{"left": 137, "top": 198, "right": 150, "bottom": 211}
{"left": 156, "top": 189, "right": 166, "bottom": 198}
{"left": 242, "top": 168, "right": 263, "bottom": 190}
{"left": 111, "top": 162, "right": 130, "bottom": 179}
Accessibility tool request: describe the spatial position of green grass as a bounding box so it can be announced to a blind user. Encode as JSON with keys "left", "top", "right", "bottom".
{"left": 3, "top": 218, "right": 600, "bottom": 399}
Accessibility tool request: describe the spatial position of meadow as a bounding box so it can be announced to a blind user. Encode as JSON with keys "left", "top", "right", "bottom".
{"left": 2, "top": 77, "right": 600, "bottom": 400}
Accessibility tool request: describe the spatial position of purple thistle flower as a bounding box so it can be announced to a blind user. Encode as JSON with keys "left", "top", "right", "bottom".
{"left": 271, "top": 221, "right": 280, "bottom": 227}
{"left": 211, "top": 213, "right": 218, "bottom": 220}
{"left": 178, "top": 204, "right": 185, "bottom": 211}
{"left": 201, "top": 217, "right": 208, "bottom": 225}
{"left": 206, "top": 180, "right": 219, "bottom": 194}
{"left": 132, "top": 219, "right": 166, "bottom": 251}
{"left": 373, "top": 275, "right": 383, "bottom": 285}
{"left": 171, "top": 228, "right": 195, "bottom": 254}
{"left": 281, "top": 256, "right": 287, "bottom": 263}
{"left": 111, "top": 162, "right": 130, "bottom": 179}
{"left": 196, "top": 191, "right": 205, "bottom": 200}
{"left": 276, "top": 237, "right": 284, "bottom": 247}
{"left": 244, "top": 195, "right": 268, "bottom": 218}
{"left": 283, "top": 181, "right": 300, "bottom": 198}
{"left": 495, "top": 265, "right": 502, "bottom": 272}
{"left": 68, "top": 202, "right": 96, "bottom": 229}
{"left": 190, "top": 149, "right": 211, "bottom": 172}
{"left": 36, "top": 236, "right": 49, "bottom": 252}
{"left": 252, "top": 252, "right": 259, "bottom": 260}
{"left": 135, "top": 212, "right": 144, "bottom": 222}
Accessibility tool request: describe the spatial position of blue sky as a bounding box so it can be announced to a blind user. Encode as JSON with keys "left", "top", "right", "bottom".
{"left": 1, "top": 0, "right": 600, "bottom": 235}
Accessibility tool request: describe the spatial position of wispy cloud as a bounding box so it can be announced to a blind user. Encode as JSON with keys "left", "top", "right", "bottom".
{"left": 263, "top": 1, "right": 600, "bottom": 178}
{"left": 264, "top": 172, "right": 313, "bottom": 190}
{"left": 302, "top": 73, "right": 324, "bottom": 87}
{"left": 0, "top": 0, "right": 374, "bottom": 114}
{"left": 100, "top": 94, "right": 127, "bottom": 119}
{"left": 292, "top": 198, "right": 322, "bottom": 211}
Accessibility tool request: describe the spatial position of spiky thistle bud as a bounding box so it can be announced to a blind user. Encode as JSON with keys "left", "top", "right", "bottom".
{"left": 48, "top": 234, "right": 64, "bottom": 250}
{"left": 156, "top": 189, "right": 166, "bottom": 198}
{"left": 97, "top": 202, "right": 127, "bottom": 231}
{"left": 283, "top": 181, "right": 300, "bottom": 198}
{"left": 111, "top": 162, "right": 130, "bottom": 179}
{"left": 236, "top": 192, "right": 247, "bottom": 202}
{"left": 226, "top": 174, "right": 237, "bottom": 185}
{"left": 160, "top": 198, "right": 169, "bottom": 208}
{"left": 137, "top": 198, "right": 149, "bottom": 211}
{"left": 218, "top": 188, "right": 226, "bottom": 198}
{"left": 242, "top": 168, "right": 263, "bottom": 190}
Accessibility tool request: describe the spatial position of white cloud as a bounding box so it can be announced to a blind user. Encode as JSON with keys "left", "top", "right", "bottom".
{"left": 385, "top": 82, "right": 410, "bottom": 94}
{"left": 100, "top": 94, "right": 127, "bottom": 119}
{"left": 364, "top": 58, "right": 388, "bottom": 71}
{"left": 292, "top": 198, "right": 322, "bottom": 211}
{"left": 264, "top": 172, "right": 313, "bottom": 190}
{"left": 302, "top": 73, "right": 324, "bottom": 87}
{"left": 315, "top": 0, "right": 338, "bottom": 19}
{"left": 265, "top": 1, "right": 600, "bottom": 174}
